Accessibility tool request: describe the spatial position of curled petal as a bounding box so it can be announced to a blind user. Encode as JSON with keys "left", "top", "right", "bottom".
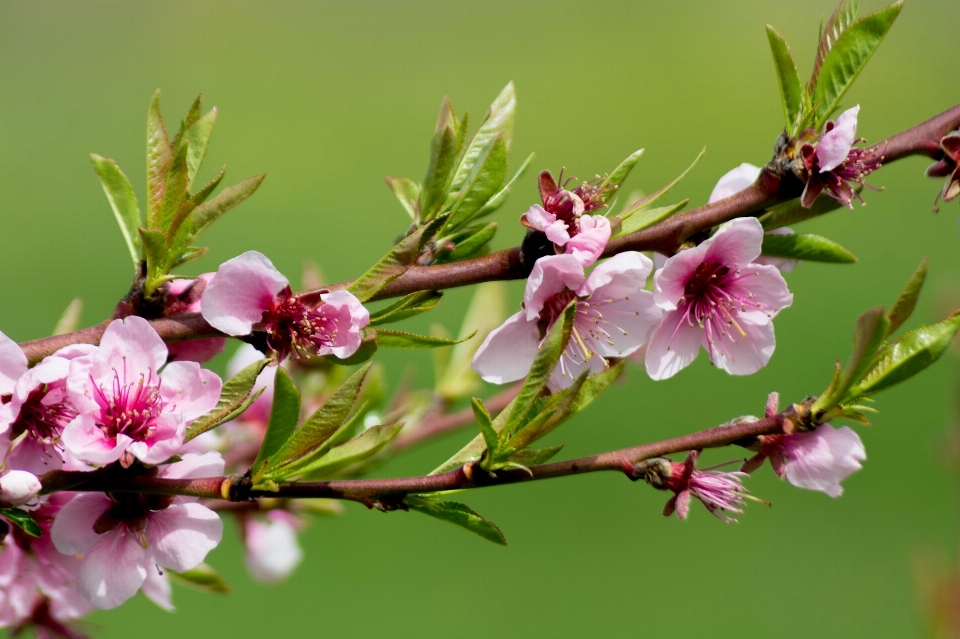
{"left": 817, "top": 105, "right": 860, "bottom": 172}
{"left": 783, "top": 424, "right": 866, "bottom": 497}
{"left": 315, "top": 290, "right": 370, "bottom": 359}
{"left": 524, "top": 255, "right": 584, "bottom": 321}
{"left": 61, "top": 414, "right": 128, "bottom": 466}
{"left": 202, "top": 251, "right": 289, "bottom": 336}
{"left": 521, "top": 205, "right": 557, "bottom": 233}
{"left": 565, "top": 215, "right": 611, "bottom": 267}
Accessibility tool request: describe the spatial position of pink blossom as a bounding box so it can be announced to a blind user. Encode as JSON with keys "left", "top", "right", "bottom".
{"left": 50, "top": 452, "right": 225, "bottom": 610}
{"left": 0, "top": 331, "right": 27, "bottom": 397}
{"left": 0, "top": 495, "right": 91, "bottom": 629}
{"left": 0, "top": 344, "right": 95, "bottom": 475}
{"left": 202, "top": 251, "right": 369, "bottom": 361}
{"left": 473, "top": 252, "right": 661, "bottom": 391}
{"left": 243, "top": 510, "right": 303, "bottom": 583}
{"left": 800, "top": 105, "right": 883, "bottom": 209}
{"left": 61, "top": 317, "right": 221, "bottom": 468}
{"left": 707, "top": 163, "right": 798, "bottom": 273}
{"left": 163, "top": 274, "right": 226, "bottom": 364}
{"left": 639, "top": 450, "right": 752, "bottom": 523}
{"left": 644, "top": 218, "right": 793, "bottom": 380}
{"left": 744, "top": 425, "right": 866, "bottom": 498}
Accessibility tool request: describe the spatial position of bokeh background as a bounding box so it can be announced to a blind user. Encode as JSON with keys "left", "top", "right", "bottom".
{"left": 2, "top": 1, "right": 959, "bottom": 637}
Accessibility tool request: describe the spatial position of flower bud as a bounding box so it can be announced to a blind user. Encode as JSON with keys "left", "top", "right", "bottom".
{"left": 0, "top": 470, "right": 42, "bottom": 507}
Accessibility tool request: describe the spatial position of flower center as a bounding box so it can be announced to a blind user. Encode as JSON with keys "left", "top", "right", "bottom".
{"left": 94, "top": 492, "right": 175, "bottom": 536}
{"left": 92, "top": 372, "right": 163, "bottom": 443}
{"left": 10, "top": 386, "right": 75, "bottom": 445}
{"left": 679, "top": 261, "right": 752, "bottom": 338}
{"left": 264, "top": 293, "right": 341, "bottom": 359}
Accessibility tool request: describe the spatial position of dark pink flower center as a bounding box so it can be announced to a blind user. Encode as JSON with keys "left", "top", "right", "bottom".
{"left": 263, "top": 289, "right": 341, "bottom": 360}
{"left": 10, "top": 386, "right": 75, "bottom": 446}
{"left": 94, "top": 491, "right": 174, "bottom": 536}
{"left": 91, "top": 372, "right": 163, "bottom": 443}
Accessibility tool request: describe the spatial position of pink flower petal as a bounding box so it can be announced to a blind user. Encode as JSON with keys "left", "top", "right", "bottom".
{"left": 0, "top": 470, "right": 41, "bottom": 507}
{"left": 521, "top": 205, "right": 557, "bottom": 233}
{"left": 565, "top": 215, "right": 611, "bottom": 267}
{"left": 472, "top": 312, "right": 540, "bottom": 385}
{"left": 140, "top": 566, "right": 174, "bottom": 611}
{"left": 578, "top": 251, "right": 652, "bottom": 298}
{"left": 708, "top": 163, "right": 762, "bottom": 203}
{"left": 652, "top": 245, "right": 709, "bottom": 310}
{"left": 707, "top": 315, "right": 776, "bottom": 376}
{"left": 244, "top": 516, "right": 303, "bottom": 583}
{"left": 51, "top": 493, "right": 112, "bottom": 556}
{"left": 734, "top": 264, "right": 794, "bottom": 322}
{"left": 783, "top": 424, "right": 866, "bottom": 497}
{"left": 159, "top": 451, "right": 226, "bottom": 481}
{"left": 316, "top": 290, "right": 370, "bottom": 359}
{"left": 817, "top": 105, "right": 860, "bottom": 172}
{"left": 76, "top": 528, "right": 149, "bottom": 609}
{"left": 703, "top": 217, "right": 765, "bottom": 267}
{"left": 95, "top": 317, "right": 168, "bottom": 381}
{"left": 146, "top": 503, "right": 223, "bottom": 572}
{"left": 158, "top": 361, "right": 222, "bottom": 422}
{"left": 544, "top": 220, "right": 572, "bottom": 246}
{"left": 0, "top": 330, "right": 27, "bottom": 396}
{"left": 61, "top": 414, "right": 126, "bottom": 466}
{"left": 524, "top": 255, "right": 585, "bottom": 321}
{"left": 644, "top": 310, "right": 704, "bottom": 380}
{"left": 202, "top": 251, "right": 289, "bottom": 336}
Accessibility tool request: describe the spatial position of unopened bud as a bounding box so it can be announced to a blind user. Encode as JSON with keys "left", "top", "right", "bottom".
{"left": 0, "top": 470, "right": 42, "bottom": 507}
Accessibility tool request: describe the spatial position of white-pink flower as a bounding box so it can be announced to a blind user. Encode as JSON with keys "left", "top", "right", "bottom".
{"left": 0, "top": 471, "right": 41, "bottom": 508}
{"left": 61, "top": 317, "right": 221, "bottom": 468}
{"left": 745, "top": 424, "right": 866, "bottom": 498}
{"left": 816, "top": 105, "right": 860, "bottom": 173}
{"left": 521, "top": 204, "right": 611, "bottom": 267}
{"left": 163, "top": 274, "right": 226, "bottom": 364}
{"left": 473, "top": 252, "right": 661, "bottom": 391}
{"left": 644, "top": 218, "right": 793, "bottom": 380}
{"left": 201, "top": 251, "right": 369, "bottom": 361}
{"left": 243, "top": 510, "right": 303, "bottom": 583}
{"left": 708, "top": 163, "right": 798, "bottom": 273}
{"left": 0, "top": 330, "right": 27, "bottom": 398}
{"left": 50, "top": 452, "right": 225, "bottom": 610}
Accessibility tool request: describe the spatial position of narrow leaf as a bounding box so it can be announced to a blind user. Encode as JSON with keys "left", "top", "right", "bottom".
{"left": 449, "top": 81, "right": 516, "bottom": 195}
{"left": 252, "top": 367, "right": 301, "bottom": 478}
{"left": 444, "top": 222, "right": 498, "bottom": 262}
{"left": 848, "top": 313, "right": 960, "bottom": 400}
{"left": 761, "top": 233, "right": 857, "bottom": 263}
{"left": 507, "top": 444, "right": 564, "bottom": 466}
{"left": 169, "top": 174, "right": 266, "bottom": 256}
{"left": 809, "top": 0, "right": 862, "bottom": 93}
{"left": 473, "top": 152, "right": 534, "bottom": 219}
{"left": 369, "top": 291, "right": 443, "bottom": 326}
{"left": 385, "top": 176, "right": 420, "bottom": 220}
{"left": 766, "top": 26, "right": 804, "bottom": 132}
{"left": 406, "top": 496, "right": 507, "bottom": 546}
{"left": 168, "top": 563, "right": 231, "bottom": 594}
{"left": 52, "top": 298, "right": 83, "bottom": 336}
{"left": 159, "top": 141, "right": 190, "bottom": 232}
{"left": 0, "top": 508, "right": 41, "bottom": 537}
{"left": 290, "top": 422, "right": 402, "bottom": 479}
{"left": 376, "top": 328, "right": 476, "bottom": 349}
{"left": 166, "top": 165, "right": 227, "bottom": 243}
{"left": 813, "top": 1, "right": 903, "bottom": 127}
{"left": 613, "top": 200, "right": 688, "bottom": 238}
{"left": 600, "top": 149, "right": 645, "bottom": 199}
{"left": 471, "top": 397, "right": 499, "bottom": 459}
{"left": 181, "top": 108, "right": 217, "bottom": 189}
{"left": 759, "top": 193, "right": 846, "bottom": 230}
{"left": 621, "top": 147, "right": 705, "bottom": 215}
{"left": 90, "top": 154, "right": 142, "bottom": 266}
{"left": 817, "top": 306, "right": 888, "bottom": 408}
{"left": 421, "top": 97, "right": 460, "bottom": 219}
{"left": 146, "top": 89, "right": 172, "bottom": 229}
{"left": 138, "top": 228, "right": 168, "bottom": 289}
{"left": 185, "top": 358, "right": 270, "bottom": 442}
{"left": 446, "top": 135, "right": 508, "bottom": 230}
{"left": 886, "top": 256, "right": 929, "bottom": 337}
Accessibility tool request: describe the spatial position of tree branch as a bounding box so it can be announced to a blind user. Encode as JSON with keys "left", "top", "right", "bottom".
{"left": 18, "top": 102, "right": 960, "bottom": 364}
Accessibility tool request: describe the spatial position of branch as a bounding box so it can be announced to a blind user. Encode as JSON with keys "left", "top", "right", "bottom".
{"left": 18, "top": 102, "right": 960, "bottom": 364}
{"left": 39, "top": 414, "right": 782, "bottom": 503}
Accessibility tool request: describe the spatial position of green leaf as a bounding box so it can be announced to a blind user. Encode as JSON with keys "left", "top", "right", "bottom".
{"left": 449, "top": 82, "right": 516, "bottom": 196}
{"left": 185, "top": 358, "right": 270, "bottom": 442}
{"left": 441, "top": 222, "right": 498, "bottom": 262}
{"left": 159, "top": 141, "right": 190, "bottom": 232}
{"left": 146, "top": 89, "right": 173, "bottom": 229}
{"left": 288, "top": 422, "right": 402, "bottom": 478}
{"left": 812, "top": 1, "right": 903, "bottom": 127}
{"left": 90, "top": 154, "right": 142, "bottom": 266}
{"left": 138, "top": 227, "right": 168, "bottom": 291}
{"left": 816, "top": 306, "right": 888, "bottom": 409}
{"left": 471, "top": 397, "right": 499, "bottom": 462}
{"left": 369, "top": 291, "right": 443, "bottom": 326}
{"left": 346, "top": 214, "right": 449, "bottom": 303}
{"left": 600, "top": 149, "right": 645, "bottom": 199}
{"left": 446, "top": 135, "right": 508, "bottom": 230}
{"left": 473, "top": 152, "right": 534, "bottom": 219}
{"left": 170, "top": 246, "right": 209, "bottom": 269}
{"left": 613, "top": 200, "right": 688, "bottom": 238}
{"left": 0, "top": 508, "right": 41, "bottom": 538}
{"left": 759, "top": 193, "right": 847, "bottom": 230}
{"left": 503, "top": 371, "right": 587, "bottom": 455}
{"left": 437, "top": 282, "right": 508, "bottom": 401}
{"left": 181, "top": 107, "right": 216, "bottom": 189}
{"left": 269, "top": 363, "right": 372, "bottom": 472}
{"left": 886, "top": 256, "right": 928, "bottom": 338}
{"left": 385, "top": 176, "right": 420, "bottom": 220}
{"left": 761, "top": 232, "right": 857, "bottom": 263}
{"left": 166, "top": 165, "right": 227, "bottom": 243}
{"left": 168, "top": 563, "right": 231, "bottom": 594}
{"left": 405, "top": 496, "right": 507, "bottom": 546}
{"left": 809, "top": 0, "right": 862, "bottom": 94}
{"left": 565, "top": 360, "right": 626, "bottom": 420}
{"left": 421, "top": 96, "right": 461, "bottom": 220}
{"left": 503, "top": 303, "right": 575, "bottom": 437}
{"left": 168, "top": 174, "right": 266, "bottom": 258}
{"left": 52, "top": 298, "right": 83, "bottom": 336}
{"left": 252, "top": 367, "right": 301, "bottom": 480}
{"left": 376, "top": 328, "right": 476, "bottom": 349}
{"left": 507, "top": 444, "right": 564, "bottom": 466}
{"left": 766, "top": 26, "right": 804, "bottom": 133}
{"left": 620, "top": 147, "right": 705, "bottom": 215}
{"left": 848, "top": 313, "right": 960, "bottom": 400}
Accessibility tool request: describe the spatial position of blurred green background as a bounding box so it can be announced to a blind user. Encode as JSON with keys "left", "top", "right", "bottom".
{"left": 2, "top": 1, "right": 959, "bottom": 637}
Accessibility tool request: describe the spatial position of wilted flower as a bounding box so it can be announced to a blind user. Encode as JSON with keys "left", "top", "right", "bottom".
{"left": 202, "top": 251, "right": 369, "bottom": 362}
{"left": 644, "top": 217, "right": 793, "bottom": 380}
{"left": 927, "top": 130, "right": 960, "bottom": 212}
{"left": 62, "top": 317, "right": 221, "bottom": 468}
{"left": 637, "top": 450, "right": 753, "bottom": 523}
{"left": 473, "top": 252, "right": 661, "bottom": 391}
{"left": 520, "top": 170, "right": 612, "bottom": 267}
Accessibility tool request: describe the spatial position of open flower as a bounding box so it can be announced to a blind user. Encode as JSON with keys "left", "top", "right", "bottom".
{"left": 800, "top": 105, "right": 883, "bottom": 209}
{"left": 50, "top": 452, "right": 225, "bottom": 610}
{"left": 62, "top": 317, "right": 221, "bottom": 468}
{"left": 644, "top": 217, "right": 793, "bottom": 380}
{"left": 520, "top": 170, "right": 612, "bottom": 267}
{"left": 473, "top": 252, "right": 661, "bottom": 391}
{"left": 163, "top": 274, "right": 226, "bottom": 364}
{"left": 708, "top": 163, "right": 798, "bottom": 272}
{"left": 243, "top": 510, "right": 304, "bottom": 583}
{"left": 638, "top": 450, "right": 753, "bottom": 523}
{"left": 201, "top": 251, "right": 369, "bottom": 361}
